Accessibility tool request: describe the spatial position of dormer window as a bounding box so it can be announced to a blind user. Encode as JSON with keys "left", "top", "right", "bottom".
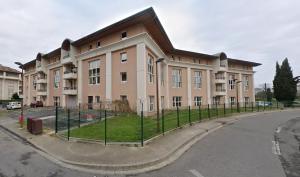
{"left": 121, "top": 32, "right": 127, "bottom": 39}
{"left": 97, "top": 41, "right": 101, "bottom": 48}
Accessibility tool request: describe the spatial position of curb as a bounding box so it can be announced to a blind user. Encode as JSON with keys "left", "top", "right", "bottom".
{"left": 1, "top": 109, "right": 297, "bottom": 175}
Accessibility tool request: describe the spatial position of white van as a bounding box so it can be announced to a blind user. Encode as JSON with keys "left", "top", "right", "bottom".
{"left": 6, "top": 102, "right": 21, "bottom": 110}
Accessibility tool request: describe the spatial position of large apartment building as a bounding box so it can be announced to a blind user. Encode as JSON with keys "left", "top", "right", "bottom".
{"left": 22, "top": 7, "right": 261, "bottom": 113}
{"left": 0, "top": 64, "right": 21, "bottom": 100}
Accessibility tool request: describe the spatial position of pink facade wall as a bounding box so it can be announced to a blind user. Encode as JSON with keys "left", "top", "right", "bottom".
{"left": 48, "top": 67, "right": 63, "bottom": 106}
{"left": 81, "top": 55, "right": 106, "bottom": 104}
{"left": 111, "top": 46, "right": 137, "bottom": 110}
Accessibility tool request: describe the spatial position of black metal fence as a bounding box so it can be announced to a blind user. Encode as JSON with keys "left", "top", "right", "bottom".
{"left": 55, "top": 101, "right": 284, "bottom": 146}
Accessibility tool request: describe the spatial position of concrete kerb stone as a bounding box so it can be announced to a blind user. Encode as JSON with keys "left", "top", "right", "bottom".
{"left": 1, "top": 109, "right": 297, "bottom": 175}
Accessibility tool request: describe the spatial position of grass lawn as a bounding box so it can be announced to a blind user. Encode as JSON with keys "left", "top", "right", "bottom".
{"left": 65, "top": 104, "right": 280, "bottom": 142}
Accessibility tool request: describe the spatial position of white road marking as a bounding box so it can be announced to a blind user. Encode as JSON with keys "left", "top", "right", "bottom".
{"left": 276, "top": 127, "right": 281, "bottom": 133}
{"left": 272, "top": 140, "right": 281, "bottom": 155}
{"left": 189, "top": 169, "right": 205, "bottom": 177}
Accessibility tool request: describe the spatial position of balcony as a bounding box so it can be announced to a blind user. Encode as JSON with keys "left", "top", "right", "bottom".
{"left": 63, "top": 71, "right": 77, "bottom": 79}
{"left": 36, "top": 66, "right": 46, "bottom": 73}
{"left": 37, "top": 89, "right": 47, "bottom": 96}
{"left": 214, "top": 76, "right": 226, "bottom": 83}
{"left": 63, "top": 87, "right": 77, "bottom": 95}
{"left": 61, "top": 53, "right": 72, "bottom": 64}
{"left": 36, "top": 78, "right": 47, "bottom": 84}
{"left": 215, "top": 88, "right": 226, "bottom": 96}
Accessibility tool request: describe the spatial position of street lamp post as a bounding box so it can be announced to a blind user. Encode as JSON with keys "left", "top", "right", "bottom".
{"left": 233, "top": 79, "right": 242, "bottom": 113}
{"left": 155, "top": 58, "right": 164, "bottom": 133}
{"left": 15, "top": 62, "right": 24, "bottom": 128}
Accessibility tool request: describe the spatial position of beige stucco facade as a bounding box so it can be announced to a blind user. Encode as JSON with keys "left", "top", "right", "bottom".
{"left": 0, "top": 70, "right": 21, "bottom": 100}
{"left": 22, "top": 8, "right": 259, "bottom": 114}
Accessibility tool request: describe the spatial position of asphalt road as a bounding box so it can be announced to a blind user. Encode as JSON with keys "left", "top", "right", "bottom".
{"left": 0, "top": 110, "right": 299, "bottom": 177}
{"left": 276, "top": 116, "right": 300, "bottom": 177}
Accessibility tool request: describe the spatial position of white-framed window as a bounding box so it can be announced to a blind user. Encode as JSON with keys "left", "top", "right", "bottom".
{"left": 120, "top": 72, "right": 127, "bottom": 82}
{"left": 194, "top": 96, "right": 202, "bottom": 106}
{"left": 147, "top": 55, "right": 154, "bottom": 83}
{"left": 89, "top": 60, "right": 100, "bottom": 84}
{"left": 228, "top": 74, "right": 235, "bottom": 90}
{"left": 121, "top": 31, "right": 127, "bottom": 39}
{"left": 172, "top": 96, "right": 182, "bottom": 107}
{"left": 230, "top": 97, "right": 235, "bottom": 105}
{"left": 96, "top": 41, "right": 101, "bottom": 48}
{"left": 120, "top": 52, "right": 127, "bottom": 63}
{"left": 172, "top": 69, "right": 182, "bottom": 88}
{"left": 120, "top": 95, "right": 127, "bottom": 101}
{"left": 149, "top": 96, "right": 155, "bottom": 112}
{"left": 194, "top": 71, "right": 202, "bottom": 89}
{"left": 54, "top": 70, "right": 60, "bottom": 88}
{"left": 243, "top": 75, "right": 249, "bottom": 91}
{"left": 53, "top": 96, "right": 60, "bottom": 107}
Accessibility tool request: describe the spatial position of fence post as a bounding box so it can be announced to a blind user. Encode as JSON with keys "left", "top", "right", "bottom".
{"left": 223, "top": 103, "right": 226, "bottom": 117}
{"left": 162, "top": 109, "right": 165, "bottom": 135}
{"left": 216, "top": 103, "right": 218, "bottom": 118}
{"left": 251, "top": 102, "right": 254, "bottom": 112}
{"left": 104, "top": 110, "right": 107, "bottom": 146}
{"left": 263, "top": 101, "right": 265, "bottom": 111}
{"left": 176, "top": 105, "right": 180, "bottom": 127}
{"left": 208, "top": 104, "right": 210, "bottom": 119}
{"left": 99, "top": 103, "right": 102, "bottom": 120}
{"left": 277, "top": 101, "right": 279, "bottom": 109}
{"left": 231, "top": 103, "right": 233, "bottom": 114}
{"left": 244, "top": 102, "right": 246, "bottom": 112}
{"left": 78, "top": 103, "right": 81, "bottom": 128}
{"left": 55, "top": 106, "right": 58, "bottom": 133}
{"left": 237, "top": 102, "right": 240, "bottom": 113}
{"left": 141, "top": 105, "right": 144, "bottom": 146}
{"left": 67, "top": 109, "right": 70, "bottom": 141}
{"left": 188, "top": 105, "right": 191, "bottom": 125}
{"left": 198, "top": 105, "right": 202, "bottom": 122}
{"left": 115, "top": 105, "right": 117, "bottom": 116}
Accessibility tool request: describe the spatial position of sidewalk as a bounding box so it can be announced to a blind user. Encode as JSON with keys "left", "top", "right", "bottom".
{"left": 0, "top": 110, "right": 284, "bottom": 174}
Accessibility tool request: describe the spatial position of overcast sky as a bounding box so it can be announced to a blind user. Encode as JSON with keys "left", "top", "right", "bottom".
{"left": 1, "top": 0, "right": 299, "bottom": 87}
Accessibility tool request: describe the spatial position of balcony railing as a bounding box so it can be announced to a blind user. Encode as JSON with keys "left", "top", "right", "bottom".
{"left": 216, "top": 88, "right": 226, "bottom": 92}
{"left": 215, "top": 75, "right": 225, "bottom": 80}
{"left": 37, "top": 89, "right": 47, "bottom": 92}
{"left": 64, "top": 87, "right": 77, "bottom": 90}
{"left": 64, "top": 70, "right": 77, "bottom": 74}
{"left": 63, "top": 52, "right": 70, "bottom": 59}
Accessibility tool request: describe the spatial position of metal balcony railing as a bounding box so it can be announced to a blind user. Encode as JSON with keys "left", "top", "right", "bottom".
{"left": 215, "top": 88, "right": 226, "bottom": 92}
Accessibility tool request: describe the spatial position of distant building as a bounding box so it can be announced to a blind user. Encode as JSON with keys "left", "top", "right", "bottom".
{"left": 0, "top": 64, "right": 21, "bottom": 100}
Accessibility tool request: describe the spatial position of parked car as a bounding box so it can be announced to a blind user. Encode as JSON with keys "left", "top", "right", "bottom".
{"left": 6, "top": 102, "right": 21, "bottom": 110}
{"left": 30, "top": 101, "right": 43, "bottom": 108}
{"left": 256, "top": 101, "right": 272, "bottom": 106}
